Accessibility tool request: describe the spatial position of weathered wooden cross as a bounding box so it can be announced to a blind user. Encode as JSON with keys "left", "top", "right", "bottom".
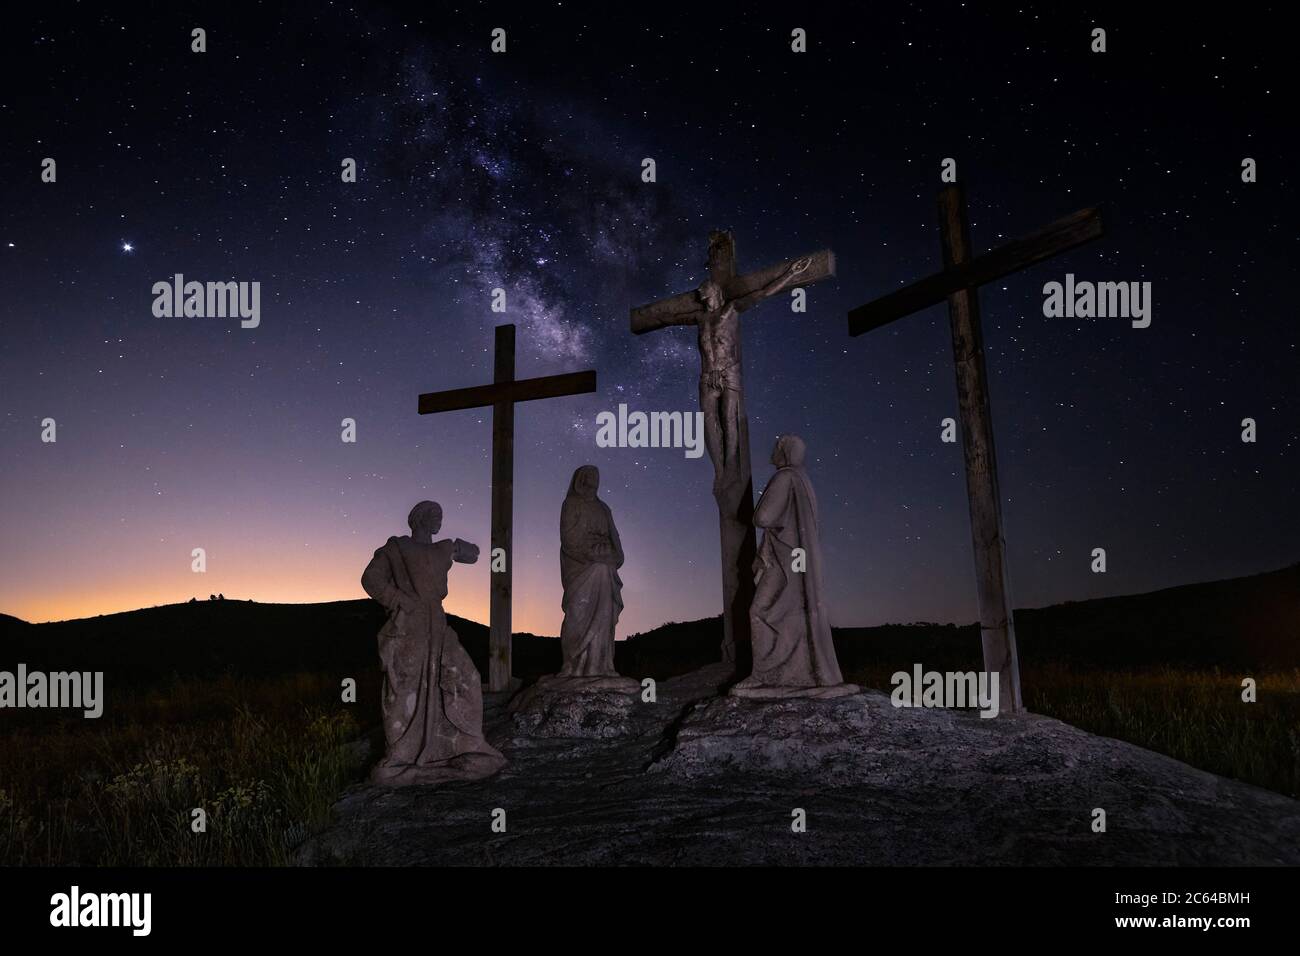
{"left": 847, "top": 184, "right": 1104, "bottom": 712}
{"left": 631, "top": 231, "right": 836, "bottom": 665}
{"left": 417, "top": 323, "right": 597, "bottom": 691}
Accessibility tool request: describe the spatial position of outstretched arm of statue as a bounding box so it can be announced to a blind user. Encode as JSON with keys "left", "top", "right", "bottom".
{"left": 452, "top": 538, "right": 480, "bottom": 564}
{"left": 629, "top": 292, "right": 706, "bottom": 334}
{"left": 732, "top": 256, "right": 813, "bottom": 313}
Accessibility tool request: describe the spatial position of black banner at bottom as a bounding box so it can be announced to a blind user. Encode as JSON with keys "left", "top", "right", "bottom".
{"left": 0, "top": 865, "right": 1291, "bottom": 942}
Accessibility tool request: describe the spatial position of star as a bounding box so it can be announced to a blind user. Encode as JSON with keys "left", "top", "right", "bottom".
{"left": 122, "top": 242, "right": 134, "bottom": 253}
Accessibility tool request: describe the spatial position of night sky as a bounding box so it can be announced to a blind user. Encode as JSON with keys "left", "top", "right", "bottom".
{"left": 1, "top": 2, "right": 1295, "bottom": 637}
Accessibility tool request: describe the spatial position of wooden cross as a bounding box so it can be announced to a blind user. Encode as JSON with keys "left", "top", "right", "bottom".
{"left": 631, "top": 231, "right": 836, "bottom": 666}
{"left": 847, "top": 184, "right": 1105, "bottom": 713}
{"left": 417, "top": 323, "right": 597, "bottom": 692}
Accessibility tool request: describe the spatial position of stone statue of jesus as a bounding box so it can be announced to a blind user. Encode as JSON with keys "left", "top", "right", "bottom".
{"left": 630, "top": 232, "right": 837, "bottom": 666}
{"left": 693, "top": 249, "right": 813, "bottom": 497}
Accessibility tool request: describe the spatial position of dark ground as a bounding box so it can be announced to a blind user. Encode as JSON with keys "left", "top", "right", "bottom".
{"left": 5, "top": 563, "right": 1299, "bottom": 866}
{"left": 298, "top": 662, "right": 1300, "bottom": 866}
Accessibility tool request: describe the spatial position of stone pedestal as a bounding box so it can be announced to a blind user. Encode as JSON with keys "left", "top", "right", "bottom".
{"left": 728, "top": 679, "right": 859, "bottom": 700}
{"left": 506, "top": 675, "right": 641, "bottom": 738}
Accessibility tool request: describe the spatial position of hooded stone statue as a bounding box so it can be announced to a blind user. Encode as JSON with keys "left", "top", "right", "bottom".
{"left": 731, "top": 436, "right": 858, "bottom": 699}
{"left": 504, "top": 467, "right": 639, "bottom": 731}
{"left": 361, "top": 500, "right": 507, "bottom": 785}
{"left": 544, "top": 466, "right": 638, "bottom": 693}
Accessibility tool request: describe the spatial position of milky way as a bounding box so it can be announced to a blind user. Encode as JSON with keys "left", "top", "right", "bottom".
{"left": 0, "top": 4, "right": 1295, "bottom": 636}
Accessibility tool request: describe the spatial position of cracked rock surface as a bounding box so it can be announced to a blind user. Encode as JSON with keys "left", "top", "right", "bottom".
{"left": 298, "top": 664, "right": 1300, "bottom": 866}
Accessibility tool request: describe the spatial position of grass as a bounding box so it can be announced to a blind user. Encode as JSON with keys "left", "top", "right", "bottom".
{"left": 1025, "top": 665, "right": 1300, "bottom": 799}
{"left": 847, "top": 663, "right": 1300, "bottom": 799}
{"left": 2, "top": 664, "right": 1297, "bottom": 865}
{"left": 0, "top": 673, "right": 370, "bottom": 866}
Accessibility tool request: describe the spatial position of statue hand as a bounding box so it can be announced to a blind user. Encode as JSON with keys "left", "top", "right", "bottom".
{"left": 453, "top": 538, "right": 480, "bottom": 564}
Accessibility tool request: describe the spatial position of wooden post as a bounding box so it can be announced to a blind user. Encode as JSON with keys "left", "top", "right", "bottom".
{"left": 490, "top": 324, "right": 515, "bottom": 692}
{"left": 938, "top": 184, "right": 1022, "bottom": 711}
{"left": 417, "top": 323, "right": 597, "bottom": 693}
{"left": 722, "top": 402, "right": 757, "bottom": 668}
{"left": 847, "top": 185, "right": 1105, "bottom": 714}
{"left": 707, "top": 232, "right": 756, "bottom": 667}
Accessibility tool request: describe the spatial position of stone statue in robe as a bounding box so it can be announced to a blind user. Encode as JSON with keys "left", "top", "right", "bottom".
{"left": 361, "top": 500, "right": 507, "bottom": 785}
{"left": 543, "top": 466, "right": 638, "bottom": 693}
{"left": 730, "top": 436, "right": 859, "bottom": 700}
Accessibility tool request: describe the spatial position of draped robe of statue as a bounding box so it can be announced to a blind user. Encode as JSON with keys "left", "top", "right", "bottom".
{"left": 730, "top": 435, "right": 859, "bottom": 699}
{"left": 361, "top": 530, "right": 506, "bottom": 785}
{"left": 545, "top": 465, "right": 638, "bottom": 693}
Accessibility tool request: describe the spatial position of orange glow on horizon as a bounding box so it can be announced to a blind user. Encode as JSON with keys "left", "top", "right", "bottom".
{"left": 7, "top": 584, "right": 522, "bottom": 629}
{"left": 0, "top": 516, "right": 708, "bottom": 638}
{"left": 4, "top": 574, "right": 569, "bottom": 637}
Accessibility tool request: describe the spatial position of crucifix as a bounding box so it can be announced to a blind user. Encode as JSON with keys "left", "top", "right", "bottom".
{"left": 417, "top": 323, "right": 597, "bottom": 692}
{"left": 631, "top": 230, "right": 836, "bottom": 665}
{"left": 847, "top": 184, "right": 1105, "bottom": 713}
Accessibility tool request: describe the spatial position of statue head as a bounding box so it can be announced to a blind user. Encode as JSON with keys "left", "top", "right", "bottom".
{"left": 771, "top": 434, "right": 806, "bottom": 469}
{"left": 407, "top": 500, "right": 443, "bottom": 541}
{"left": 696, "top": 279, "right": 725, "bottom": 312}
{"left": 568, "top": 465, "right": 600, "bottom": 500}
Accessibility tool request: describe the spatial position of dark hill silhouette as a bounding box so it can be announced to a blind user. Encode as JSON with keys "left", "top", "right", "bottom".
{"left": 0, "top": 600, "right": 562, "bottom": 687}
{"left": 0, "top": 613, "right": 31, "bottom": 632}
{"left": 1, "top": 563, "right": 1297, "bottom": 688}
{"left": 1018, "top": 562, "right": 1300, "bottom": 668}
{"left": 833, "top": 562, "right": 1300, "bottom": 677}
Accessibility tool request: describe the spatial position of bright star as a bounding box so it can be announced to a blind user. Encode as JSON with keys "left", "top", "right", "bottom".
{"left": 122, "top": 242, "right": 134, "bottom": 253}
